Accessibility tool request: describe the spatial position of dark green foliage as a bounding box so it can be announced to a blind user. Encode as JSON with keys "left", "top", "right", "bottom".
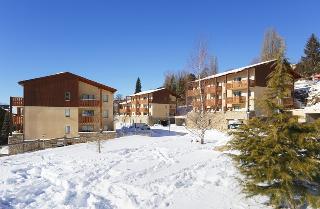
{"left": 134, "top": 77, "right": 142, "bottom": 94}
{"left": 164, "top": 72, "right": 197, "bottom": 105}
{"left": 296, "top": 34, "right": 320, "bottom": 77}
{"left": 229, "top": 51, "right": 320, "bottom": 208}
{"left": 230, "top": 116, "right": 320, "bottom": 209}
{"left": 0, "top": 111, "right": 10, "bottom": 145}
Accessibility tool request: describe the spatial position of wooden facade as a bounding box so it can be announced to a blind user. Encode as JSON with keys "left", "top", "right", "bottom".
{"left": 187, "top": 60, "right": 300, "bottom": 112}
{"left": 10, "top": 72, "right": 117, "bottom": 135}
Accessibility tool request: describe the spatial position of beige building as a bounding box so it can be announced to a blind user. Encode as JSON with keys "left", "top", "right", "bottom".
{"left": 10, "top": 72, "right": 116, "bottom": 140}
{"left": 186, "top": 60, "right": 301, "bottom": 130}
{"left": 118, "top": 88, "right": 177, "bottom": 125}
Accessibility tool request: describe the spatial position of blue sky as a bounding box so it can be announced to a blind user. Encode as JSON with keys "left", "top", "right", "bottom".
{"left": 0, "top": 0, "right": 319, "bottom": 104}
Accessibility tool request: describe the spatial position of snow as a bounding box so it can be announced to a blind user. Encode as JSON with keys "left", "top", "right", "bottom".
{"left": 0, "top": 125, "right": 270, "bottom": 209}
{"left": 295, "top": 79, "right": 320, "bottom": 111}
{"left": 0, "top": 146, "right": 8, "bottom": 155}
{"left": 195, "top": 59, "right": 276, "bottom": 82}
{"left": 130, "top": 88, "right": 166, "bottom": 96}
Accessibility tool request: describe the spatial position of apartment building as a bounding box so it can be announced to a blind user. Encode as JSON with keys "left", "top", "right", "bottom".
{"left": 118, "top": 88, "right": 177, "bottom": 125}
{"left": 10, "top": 72, "right": 116, "bottom": 140}
{"left": 186, "top": 60, "right": 301, "bottom": 129}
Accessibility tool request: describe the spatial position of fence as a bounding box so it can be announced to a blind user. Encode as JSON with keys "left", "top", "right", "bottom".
{"left": 0, "top": 131, "right": 116, "bottom": 156}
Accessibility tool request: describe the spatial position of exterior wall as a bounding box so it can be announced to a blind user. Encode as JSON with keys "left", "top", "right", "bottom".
{"left": 186, "top": 111, "right": 249, "bottom": 132}
{"left": 150, "top": 103, "right": 169, "bottom": 117}
{"left": 23, "top": 74, "right": 79, "bottom": 107}
{"left": 7, "top": 131, "right": 116, "bottom": 155}
{"left": 24, "top": 106, "right": 79, "bottom": 140}
{"left": 102, "top": 89, "right": 114, "bottom": 131}
{"left": 78, "top": 81, "right": 114, "bottom": 131}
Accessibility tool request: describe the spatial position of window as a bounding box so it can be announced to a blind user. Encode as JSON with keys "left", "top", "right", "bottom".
{"left": 81, "top": 94, "right": 95, "bottom": 100}
{"left": 65, "top": 92, "right": 71, "bottom": 101}
{"left": 234, "top": 77, "right": 242, "bottom": 82}
{"left": 103, "top": 95, "right": 108, "bottom": 102}
{"left": 103, "top": 125, "right": 108, "bottom": 131}
{"left": 65, "top": 109, "right": 70, "bottom": 117}
{"left": 103, "top": 110, "right": 108, "bottom": 118}
{"left": 233, "top": 91, "right": 242, "bottom": 97}
{"left": 82, "top": 110, "right": 94, "bottom": 116}
{"left": 234, "top": 106, "right": 241, "bottom": 110}
{"left": 81, "top": 125, "right": 94, "bottom": 132}
{"left": 65, "top": 125, "right": 71, "bottom": 134}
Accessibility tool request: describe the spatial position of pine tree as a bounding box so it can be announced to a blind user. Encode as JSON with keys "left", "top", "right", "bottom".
{"left": 297, "top": 33, "right": 320, "bottom": 77}
{"left": 229, "top": 49, "right": 320, "bottom": 208}
{"left": 0, "top": 112, "right": 10, "bottom": 144}
{"left": 134, "top": 77, "right": 142, "bottom": 93}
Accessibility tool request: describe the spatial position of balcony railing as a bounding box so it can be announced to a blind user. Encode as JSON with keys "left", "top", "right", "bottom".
{"left": 226, "top": 96, "right": 246, "bottom": 104}
{"left": 226, "top": 80, "right": 255, "bottom": 90}
{"left": 187, "top": 89, "right": 203, "bottom": 97}
{"left": 11, "top": 97, "right": 24, "bottom": 106}
{"left": 120, "top": 107, "right": 131, "bottom": 114}
{"left": 283, "top": 97, "right": 294, "bottom": 107}
{"left": 79, "top": 99, "right": 100, "bottom": 107}
{"left": 136, "top": 107, "right": 148, "bottom": 113}
{"left": 79, "top": 116, "right": 100, "bottom": 124}
{"left": 205, "top": 99, "right": 222, "bottom": 106}
{"left": 205, "top": 86, "right": 222, "bottom": 94}
{"left": 12, "top": 115, "right": 23, "bottom": 125}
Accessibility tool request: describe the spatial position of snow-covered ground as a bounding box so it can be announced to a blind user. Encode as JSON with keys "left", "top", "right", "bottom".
{"left": 294, "top": 79, "right": 320, "bottom": 111}
{"left": 0, "top": 125, "right": 270, "bottom": 209}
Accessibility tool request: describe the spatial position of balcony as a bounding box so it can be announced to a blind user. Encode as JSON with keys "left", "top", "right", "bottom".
{"left": 226, "top": 80, "right": 255, "bottom": 90}
{"left": 192, "top": 100, "right": 202, "bottom": 107}
{"left": 226, "top": 96, "right": 246, "bottom": 104}
{"left": 120, "top": 107, "right": 131, "bottom": 114}
{"left": 79, "top": 116, "right": 100, "bottom": 124}
{"left": 12, "top": 115, "right": 23, "bottom": 125}
{"left": 283, "top": 97, "right": 293, "bottom": 107}
{"left": 138, "top": 99, "right": 151, "bottom": 104}
{"left": 187, "top": 89, "right": 202, "bottom": 97}
{"left": 205, "top": 99, "right": 222, "bottom": 107}
{"left": 137, "top": 107, "right": 148, "bottom": 113}
{"left": 79, "top": 99, "right": 100, "bottom": 107}
{"left": 205, "top": 86, "right": 222, "bottom": 94}
{"left": 11, "top": 97, "right": 24, "bottom": 106}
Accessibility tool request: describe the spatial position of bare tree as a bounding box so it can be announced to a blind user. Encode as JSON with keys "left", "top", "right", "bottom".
{"left": 186, "top": 41, "right": 212, "bottom": 144}
{"left": 209, "top": 56, "right": 218, "bottom": 75}
{"left": 260, "top": 28, "right": 285, "bottom": 62}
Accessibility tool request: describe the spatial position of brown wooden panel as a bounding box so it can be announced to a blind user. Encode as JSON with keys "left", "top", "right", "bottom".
{"left": 23, "top": 74, "right": 79, "bottom": 107}
{"left": 152, "top": 89, "right": 171, "bottom": 104}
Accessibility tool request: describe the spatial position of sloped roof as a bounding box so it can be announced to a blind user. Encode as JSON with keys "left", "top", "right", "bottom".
{"left": 196, "top": 59, "right": 301, "bottom": 81}
{"left": 18, "top": 72, "right": 117, "bottom": 93}
{"left": 130, "top": 88, "right": 166, "bottom": 96}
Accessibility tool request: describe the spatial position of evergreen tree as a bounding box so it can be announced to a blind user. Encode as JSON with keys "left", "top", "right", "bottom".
{"left": 297, "top": 33, "right": 320, "bottom": 77}
{"left": 0, "top": 112, "right": 10, "bottom": 144}
{"left": 134, "top": 77, "right": 142, "bottom": 93}
{"left": 229, "top": 49, "right": 320, "bottom": 208}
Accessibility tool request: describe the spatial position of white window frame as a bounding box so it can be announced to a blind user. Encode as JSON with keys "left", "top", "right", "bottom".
{"left": 65, "top": 92, "right": 71, "bottom": 101}
{"left": 65, "top": 109, "right": 70, "bottom": 117}
{"left": 65, "top": 125, "right": 71, "bottom": 134}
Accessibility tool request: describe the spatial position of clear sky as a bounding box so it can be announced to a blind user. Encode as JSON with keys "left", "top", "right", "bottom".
{"left": 0, "top": 0, "right": 319, "bottom": 104}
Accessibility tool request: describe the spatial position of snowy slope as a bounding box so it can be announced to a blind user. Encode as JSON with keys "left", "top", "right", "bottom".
{"left": 0, "top": 126, "right": 270, "bottom": 209}
{"left": 294, "top": 80, "right": 320, "bottom": 111}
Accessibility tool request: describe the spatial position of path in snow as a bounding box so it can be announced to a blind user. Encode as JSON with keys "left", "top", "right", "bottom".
{"left": 0, "top": 125, "right": 270, "bottom": 209}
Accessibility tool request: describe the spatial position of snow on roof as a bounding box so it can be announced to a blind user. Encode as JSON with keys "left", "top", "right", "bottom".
{"left": 130, "top": 88, "right": 165, "bottom": 96}
{"left": 196, "top": 59, "right": 276, "bottom": 82}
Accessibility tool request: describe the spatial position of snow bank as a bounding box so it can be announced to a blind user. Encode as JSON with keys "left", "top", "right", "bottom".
{"left": 295, "top": 80, "right": 320, "bottom": 111}
{"left": 0, "top": 125, "right": 270, "bottom": 209}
